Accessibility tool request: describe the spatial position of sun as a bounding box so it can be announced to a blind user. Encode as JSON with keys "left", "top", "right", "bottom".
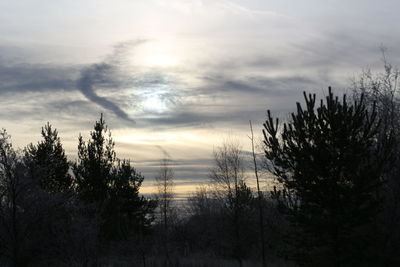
{"left": 142, "top": 94, "right": 167, "bottom": 113}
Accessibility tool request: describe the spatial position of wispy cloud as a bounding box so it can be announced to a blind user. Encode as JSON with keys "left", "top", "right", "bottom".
{"left": 77, "top": 63, "right": 135, "bottom": 123}
{"left": 76, "top": 40, "right": 147, "bottom": 123}
{"left": 0, "top": 40, "right": 149, "bottom": 123}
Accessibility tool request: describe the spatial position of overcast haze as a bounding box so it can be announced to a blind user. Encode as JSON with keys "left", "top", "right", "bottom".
{"left": 1, "top": 0, "right": 400, "bottom": 196}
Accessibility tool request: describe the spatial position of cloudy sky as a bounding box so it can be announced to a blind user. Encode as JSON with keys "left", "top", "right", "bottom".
{"left": 1, "top": 0, "right": 399, "bottom": 197}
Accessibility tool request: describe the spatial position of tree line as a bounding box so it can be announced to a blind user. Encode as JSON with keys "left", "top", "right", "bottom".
{"left": 1, "top": 63, "right": 400, "bottom": 266}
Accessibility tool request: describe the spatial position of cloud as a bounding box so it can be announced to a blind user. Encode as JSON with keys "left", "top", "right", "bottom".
{"left": 214, "top": 77, "right": 313, "bottom": 96}
{"left": 154, "top": 145, "right": 172, "bottom": 159}
{"left": 0, "top": 40, "right": 149, "bottom": 123}
{"left": 155, "top": 0, "right": 285, "bottom": 18}
{"left": 76, "top": 40, "right": 147, "bottom": 124}
{"left": 0, "top": 30, "right": 395, "bottom": 132}
{"left": 0, "top": 63, "right": 77, "bottom": 93}
{"left": 77, "top": 63, "right": 135, "bottom": 123}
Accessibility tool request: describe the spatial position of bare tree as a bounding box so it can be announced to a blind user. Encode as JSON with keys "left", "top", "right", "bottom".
{"left": 0, "top": 129, "right": 24, "bottom": 266}
{"left": 210, "top": 141, "right": 254, "bottom": 267}
{"left": 210, "top": 141, "right": 245, "bottom": 200}
{"left": 155, "top": 158, "right": 175, "bottom": 266}
{"left": 352, "top": 54, "right": 400, "bottom": 264}
{"left": 249, "top": 120, "right": 267, "bottom": 267}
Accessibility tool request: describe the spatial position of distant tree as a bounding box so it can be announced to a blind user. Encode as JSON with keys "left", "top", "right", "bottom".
{"left": 188, "top": 186, "right": 217, "bottom": 218}
{"left": 210, "top": 142, "right": 246, "bottom": 205}
{"left": 73, "top": 114, "right": 156, "bottom": 240}
{"left": 352, "top": 53, "right": 400, "bottom": 133}
{"left": 155, "top": 158, "right": 175, "bottom": 230}
{"left": 155, "top": 158, "right": 175, "bottom": 265}
{"left": 263, "top": 88, "right": 393, "bottom": 266}
{"left": 185, "top": 186, "right": 225, "bottom": 255}
{"left": 210, "top": 141, "right": 256, "bottom": 267}
{"left": 24, "top": 123, "right": 72, "bottom": 193}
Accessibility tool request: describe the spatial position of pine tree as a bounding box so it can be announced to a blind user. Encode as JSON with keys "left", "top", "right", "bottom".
{"left": 74, "top": 114, "right": 115, "bottom": 205}
{"left": 103, "top": 159, "right": 156, "bottom": 240}
{"left": 73, "top": 114, "right": 156, "bottom": 240}
{"left": 263, "top": 88, "right": 393, "bottom": 266}
{"left": 25, "top": 123, "right": 72, "bottom": 193}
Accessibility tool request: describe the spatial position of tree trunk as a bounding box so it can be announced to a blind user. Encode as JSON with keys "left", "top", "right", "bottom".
{"left": 250, "top": 120, "right": 267, "bottom": 267}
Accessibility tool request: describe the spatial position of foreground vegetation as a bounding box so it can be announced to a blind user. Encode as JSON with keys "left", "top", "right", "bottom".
{"left": 1, "top": 64, "right": 400, "bottom": 266}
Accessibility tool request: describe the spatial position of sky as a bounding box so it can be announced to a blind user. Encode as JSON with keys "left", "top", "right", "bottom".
{"left": 1, "top": 0, "right": 400, "bottom": 198}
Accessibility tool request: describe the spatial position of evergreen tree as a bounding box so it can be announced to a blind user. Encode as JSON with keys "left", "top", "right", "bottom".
{"left": 25, "top": 123, "right": 71, "bottom": 193}
{"left": 74, "top": 114, "right": 115, "bottom": 205}
{"left": 263, "top": 88, "right": 393, "bottom": 266}
{"left": 103, "top": 159, "right": 156, "bottom": 240}
{"left": 73, "top": 114, "right": 156, "bottom": 240}
{"left": 1, "top": 129, "right": 72, "bottom": 266}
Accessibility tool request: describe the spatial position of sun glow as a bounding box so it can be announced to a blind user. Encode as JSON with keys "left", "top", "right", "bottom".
{"left": 144, "top": 53, "right": 179, "bottom": 67}
{"left": 117, "top": 131, "right": 201, "bottom": 146}
{"left": 134, "top": 39, "right": 182, "bottom": 68}
{"left": 142, "top": 93, "right": 167, "bottom": 113}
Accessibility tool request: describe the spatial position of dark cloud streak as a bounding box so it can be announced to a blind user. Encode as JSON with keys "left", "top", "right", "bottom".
{"left": 75, "top": 40, "right": 147, "bottom": 124}
{"left": 77, "top": 63, "right": 135, "bottom": 123}
{"left": 0, "top": 40, "right": 149, "bottom": 123}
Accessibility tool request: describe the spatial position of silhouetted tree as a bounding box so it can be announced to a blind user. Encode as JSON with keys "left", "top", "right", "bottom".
{"left": 0, "top": 129, "right": 27, "bottom": 266}
{"left": 0, "top": 130, "right": 71, "bottom": 266}
{"left": 155, "top": 158, "right": 175, "bottom": 266}
{"left": 104, "top": 159, "right": 156, "bottom": 240}
{"left": 263, "top": 88, "right": 393, "bottom": 266}
{"left": 352, "top": 58, "right": 400, "bottom": 265}
{"left": 186, "top": 186, "right": 223, "bottom": 254}
{"left": 24, "top": 123, "right": 72, "bottom": 193}
{"left": 249, "top": 120, "right": 267, "bottom": 267}
{"left": 74, "top": 114, "right": 115, "bottom": 206}
{"left": 210, "top": 141, "right": 256, "bottom": 267}
{"left": 73, "top": 114, "right": 155, "bottom": 241}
